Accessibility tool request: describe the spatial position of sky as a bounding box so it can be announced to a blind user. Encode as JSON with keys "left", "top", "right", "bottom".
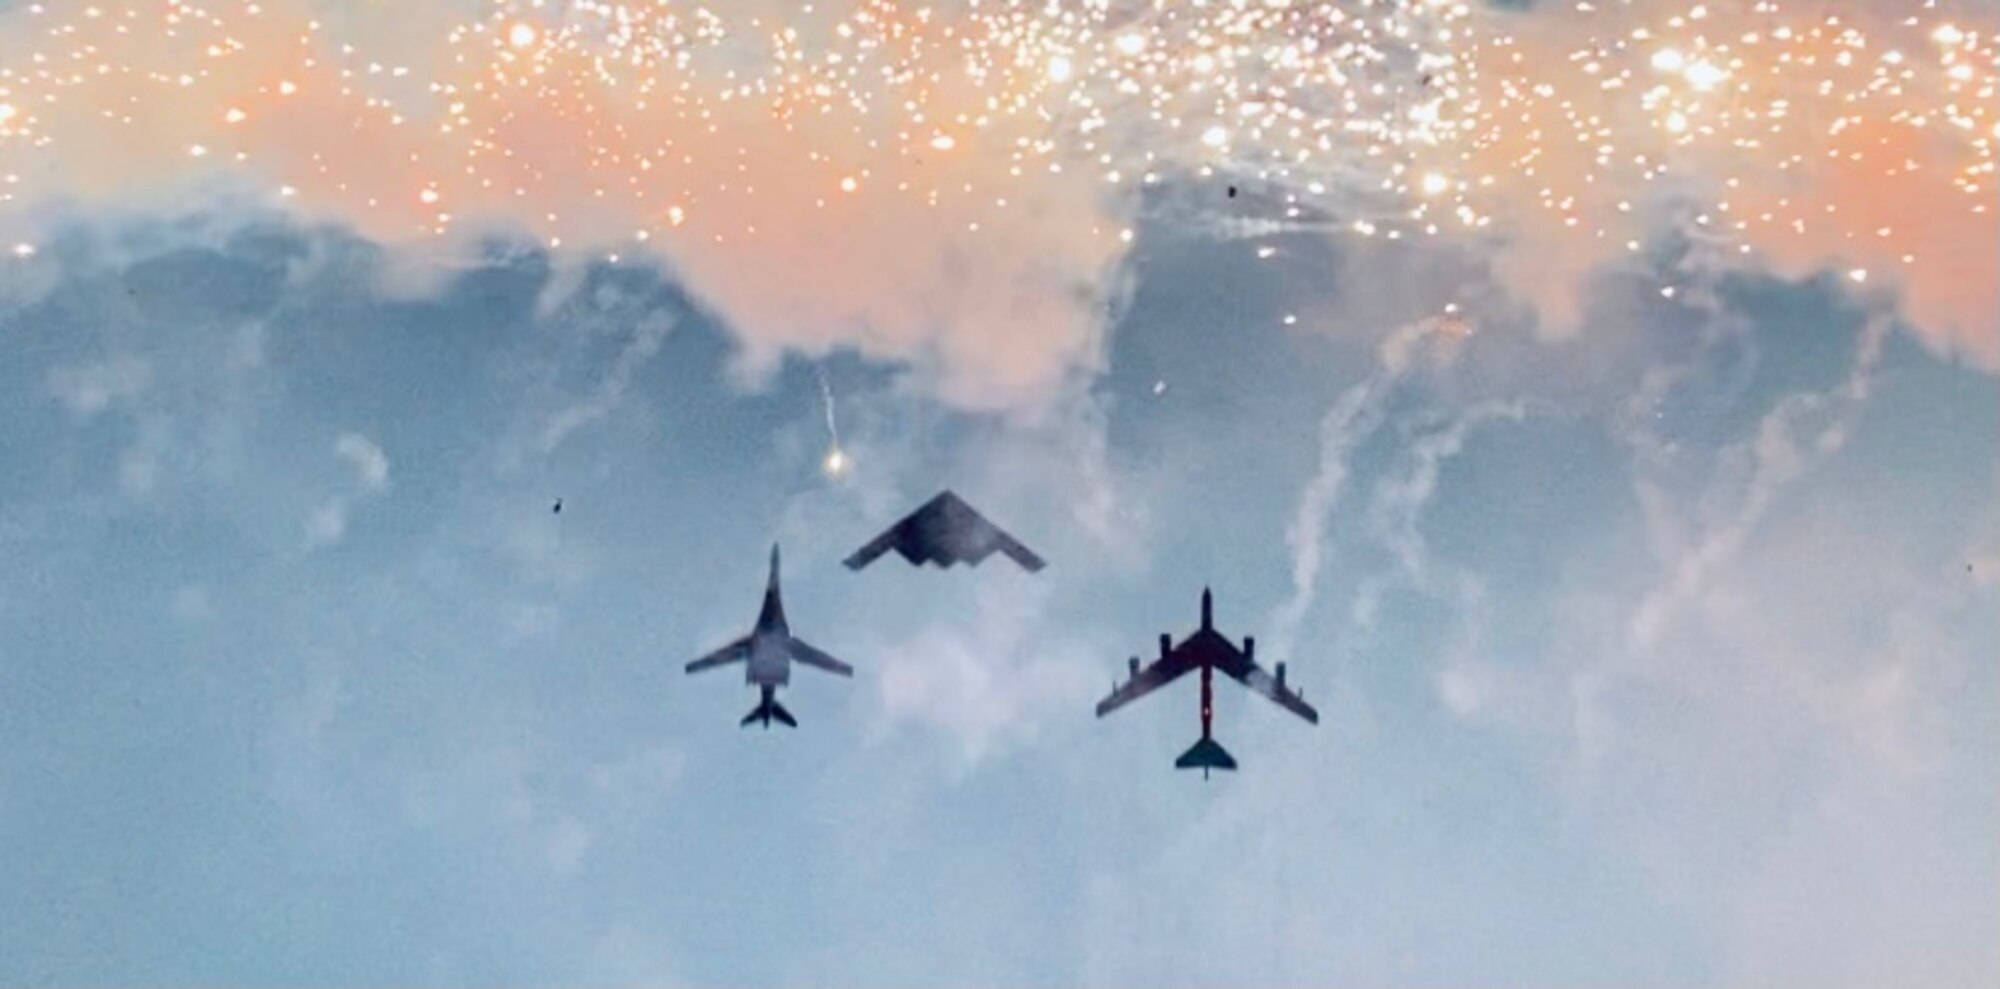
{"left": 0, "top": 1, "right": 1996, "bottom": 986}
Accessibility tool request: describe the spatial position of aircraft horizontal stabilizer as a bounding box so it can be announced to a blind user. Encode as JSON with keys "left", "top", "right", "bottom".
{"left": 741, "top": 696, "right": 797, "bottom": 729}
{"left": 1174, "top": 736, "right": 1237, "bottom": 776}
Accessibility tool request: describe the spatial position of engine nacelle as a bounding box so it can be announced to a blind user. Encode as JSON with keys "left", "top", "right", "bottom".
{"left": 1159, "top": 633, "right": 1172, "bottom": 659}
{"left": 1275, "top": 662, "right": 1287, "bottom": 688}
{"left": 1128, "top": 656, "right": 1140, "bottom": 679}
{"left": 1243, "top": 636, "right": 1256, "bottom": 663}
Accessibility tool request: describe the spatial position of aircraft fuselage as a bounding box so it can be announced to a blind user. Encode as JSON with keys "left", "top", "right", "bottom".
{"left": 746, "top": 628, "right": 792, "bottom": 687}
{"left": 746, "top": 575, "right": 792, "bottom": 686}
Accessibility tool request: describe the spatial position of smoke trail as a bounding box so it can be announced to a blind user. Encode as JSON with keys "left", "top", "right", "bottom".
{"left": 1266, "top": 315, "right": 1475, "bottom": 666}
{"left": 817, "top": 365, "right": 849, "bottom": 478}
{"left": 1267, "top": 379, "right": 1389, "bottom": 669}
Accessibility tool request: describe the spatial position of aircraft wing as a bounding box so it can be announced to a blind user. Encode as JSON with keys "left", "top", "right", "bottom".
{"left": 789, "top": 636, "right": 854, "bottom": 677}
{"left": 986, "top": 528, "right": 1047, "bottom": 572}
{"left": 686, "top": 636, "right": 749, "bottom": 674}
{"left": 842, "top": 521, "right": 909, "bottom": 571}
{"left": 1095, "top": 647, "right": 1198, "bottom": 718}
{"left": 1215, "top": 649, "right": 1319, "bottom": 724}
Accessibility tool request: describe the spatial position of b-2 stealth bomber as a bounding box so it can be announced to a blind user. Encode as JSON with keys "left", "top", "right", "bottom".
{"left": 843, "top": 489, "right": 1045, "bottom": 572}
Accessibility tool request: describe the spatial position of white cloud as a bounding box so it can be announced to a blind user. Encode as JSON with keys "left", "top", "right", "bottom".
{"left": 537, "top": 309, "right": 676, "bottom": 455}
{"left": 873, "top": 578, "right": 1103, "bottom": 768}
{"left": 1626, "top": 311, "right": 1888, "bottom": 654}
{"left": 1436, "top": 663, "right": 1490, "bottom": 718}
{"left": 305, "top": 498, "right": 348, "bottom": 548}
{"left": 334, "top": 432, "right": 390, "bottom": 493}
{"left": 308, "top": 432, "right": 390, "bottom": 547}
{"left": 47, "top": 354, "right": 151, "bottom": 416}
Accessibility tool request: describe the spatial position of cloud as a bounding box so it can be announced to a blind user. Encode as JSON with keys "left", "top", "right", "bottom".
{"left": 1625, "top": 309, "right": 1889, "bottom": 656}
{"left": 1070, "top": 262, "right": 1995, "bottom": 985}
{"left": 0, "top": 0, "right": 1141, "bottom": 414}
{"left": 0, "top": 10, "right": 1992, "bottom": 981}
{"left": 334, "top": 432, "right": 390, "bottom": 492}
{"left": 1436, "top": 662, "right": 1492, "bottom": 718}
{"left": 7, "top": 0, "right": 1985, "bottom": 426}
{"left": 308, "top": 431, "right": 390, "bottom": 548}
{"left": 1464, "top": 6, "right": 1999, "bottom": 370}
{"left": 872, "top": 579, "right": 1104, "bottom": 768}
{"left": 536, "top": 309, "right": 676, "bottom": 455}
{"left": 304, "top": 499, "right": 349, "bottom": 548}
{"left": 47, "top": 354, "right": 151, "bottom": 416}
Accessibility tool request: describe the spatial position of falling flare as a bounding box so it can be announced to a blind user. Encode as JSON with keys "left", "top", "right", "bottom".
{"left": 818, "top": 367, "right": 849, "bottom": 479}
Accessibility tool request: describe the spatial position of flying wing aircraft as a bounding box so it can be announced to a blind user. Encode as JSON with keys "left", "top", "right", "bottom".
{"left": 1096, "top": 588, "right": 1317, "bottom": 777}
{"left": 685, "top": 544, "right": 854, "bottom": 728}
{"left": 843, "top": 489, "right": 1045, "bottom": 572}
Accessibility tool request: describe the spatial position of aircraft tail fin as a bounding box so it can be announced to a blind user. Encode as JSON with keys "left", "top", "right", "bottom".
{"left": 1175, "top": 736, "right": 1237, "bottom": 778}
{"left": 740, "top": 695, "right": 798, "bottom": 729}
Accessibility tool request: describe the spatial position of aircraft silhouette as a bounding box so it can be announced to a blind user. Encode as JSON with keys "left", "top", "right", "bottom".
{"left": 1096, "top": 588, "right": 1317, "bottom": 777}
{"left": 844, "top": 490, "right": 1045, "bottom": 572}
{"left": 685, "top": 545, "right": 853, "bottom": 727}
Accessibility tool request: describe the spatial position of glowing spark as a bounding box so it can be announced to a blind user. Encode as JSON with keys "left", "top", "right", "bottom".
{"left": 0, "top": 0, "right": 1986, "bottom": 331}
{"left": 1684, "top": 60, "right": 1728, "bottom": 91}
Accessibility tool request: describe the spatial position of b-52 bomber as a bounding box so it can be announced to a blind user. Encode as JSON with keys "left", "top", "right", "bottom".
{"left": 1096, "top": 588, "right": 1318, "bottom": 777}
{"left": 685, "top": 544, "right": 853, "bottom": 728}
